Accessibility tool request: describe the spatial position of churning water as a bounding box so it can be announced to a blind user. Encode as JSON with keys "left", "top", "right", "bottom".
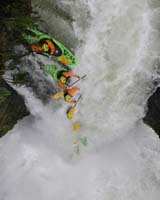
{"left": 1, "top": 0, "right": 160, "bottom": 199}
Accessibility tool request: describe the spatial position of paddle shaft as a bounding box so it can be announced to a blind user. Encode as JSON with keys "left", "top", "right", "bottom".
{"left": 68, "top": 75, "right": 87, "bottom": 87}
{"left": 74, "top": 94, "right": 82, "bottom": 108}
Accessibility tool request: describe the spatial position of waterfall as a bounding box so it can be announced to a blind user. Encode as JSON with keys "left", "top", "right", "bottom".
{"left": 1, "top": 0, "right": 160, "bottom": 199}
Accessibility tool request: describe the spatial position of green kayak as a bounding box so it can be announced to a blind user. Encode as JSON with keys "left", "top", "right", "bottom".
{"left": 23, "top": 28, "right": 78, "bottom": 66}
{"left": 43, "top": 64, "right": 68, "bottom": 80}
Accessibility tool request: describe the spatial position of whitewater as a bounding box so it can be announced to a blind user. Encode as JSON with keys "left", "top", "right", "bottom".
{"left": 1, "top": 0, "right": 160, "bottom": 199}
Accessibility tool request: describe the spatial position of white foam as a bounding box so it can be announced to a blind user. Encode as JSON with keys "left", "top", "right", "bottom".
{"left": 1, "top": 0, "right": 160, "bottom": 200}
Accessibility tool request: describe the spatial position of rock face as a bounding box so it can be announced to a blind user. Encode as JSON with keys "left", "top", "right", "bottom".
{"left": 0, "top": 79, "right": 29, "bottom": 137}
{"left": 0, "top": 0, "right": 31, "bottom": 137}
{"left": 0, "top": 0, "right": 31, "bottom": 18}
{"left": 143, "top": 87, "right": 160, "bottom": 137}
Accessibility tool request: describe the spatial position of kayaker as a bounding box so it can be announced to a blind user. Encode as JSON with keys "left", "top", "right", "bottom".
{"left": 31, "top": 39, "right": 59, "bottom": 55}
{"left": 57, "top": 71, "right": 80, "bottom": 89}
{"left": 64, "top": 86, "right": 80, "bottom": 104}
{"left": 43, "top": 64, "right": 80, "bottom": 89}
{"left": 23, "top": 28, "right": 78, "bottom": 65}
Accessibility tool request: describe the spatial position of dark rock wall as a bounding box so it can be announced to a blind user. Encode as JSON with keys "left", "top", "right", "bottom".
{"left": 0, "top": 79, "right": 29, "bottom": 137}
{"left": 0, "top": 0, "right": 31, "bottom": 18}
{"left": 143, "top": 87, "right": 160, "bottom": 137}
{"left": 0, "top": 0, "right": 31, "bottom": 137}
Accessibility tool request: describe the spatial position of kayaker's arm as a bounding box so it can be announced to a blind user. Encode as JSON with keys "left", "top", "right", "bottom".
{"left": 62, "top": 71, "right": 80, "bottom": 79}
{"left": 57, "top": 80, "right": 67, "bottom": 89}
{"left": 31, "top": 43, "right": 42, "bottom": 52}
{"left": 73, "top": 74, "right": 80, "bottom": 79}
{"left": 68, "top": 100, "right": 76, "bottom": 104}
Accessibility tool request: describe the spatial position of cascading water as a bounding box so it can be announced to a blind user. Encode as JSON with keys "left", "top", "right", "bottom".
{"left": 1, "top": 0, "right": 160, "bottom": 199}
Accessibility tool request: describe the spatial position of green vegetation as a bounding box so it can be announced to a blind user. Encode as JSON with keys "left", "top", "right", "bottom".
{"left": 0, "top": 0, "right": 31, "bottom": 137}
{"left": 0, "top": 87, "right": 11, "bottom": 104}
{"left": 12, "top": 72, "right": 30, "bottom": 85}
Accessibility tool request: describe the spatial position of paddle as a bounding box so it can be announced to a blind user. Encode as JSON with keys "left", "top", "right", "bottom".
{"left": 52, "top": 91, "right": 64, "bottom": 99}
{"left": 72, "top": 121, "right": 79, "bottom": 131}
{"left": 68, "top": 74, "right": 87, "bottom": 87}
{"left": 52, "top": 74, "right": 86, "bottom": 100}
{"left": 67, "top": 95, "right": 82, "bottom": 120}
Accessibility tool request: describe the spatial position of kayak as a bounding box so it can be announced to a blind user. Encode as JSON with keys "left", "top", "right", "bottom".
{"left": 43, "top": 64, "right": 68, "bottom": 80}
{"left": 23, "top": 28, "right": 78, "bottom": 66}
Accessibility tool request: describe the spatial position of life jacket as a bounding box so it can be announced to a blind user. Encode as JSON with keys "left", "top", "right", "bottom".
{"left": 57, "top": 71, "right": 80, "bottom": 89}
{"left": 57, "top": 79, "right": 67, "bottom": 89}
{"left": 57, "top": 71, "right": 72, "bottom": 89}
{"left": 66, "top": 87, "right": 79, "bottom": 96}
{"left": 64, "top": 87, "right": 80, "bottom": 104}
{"left": 56, "top": 70, "right": 69, "bottom": 89}
{"left": 44, "top": 39, "right": 55, "bottom": 55}
{"left": 61, "top": 71, "right": 77, "bottom": 78}
{"left": 31, "top": 43, "right": 42, "bottom": 52}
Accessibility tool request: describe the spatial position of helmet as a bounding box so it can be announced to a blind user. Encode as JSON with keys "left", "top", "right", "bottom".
{"left": 59, "top": 76, "right": 67, "bottom": 84}
{"left": 64, "top": 94, "right": 71, "bottom": 102}
{"left": 42, "top": 43, "right": 49, "bottom": 52}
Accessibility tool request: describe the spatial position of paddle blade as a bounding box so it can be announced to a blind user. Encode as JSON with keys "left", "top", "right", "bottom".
{"left": 52, "top": 91, "right": 64, "bottom": 99}
{"left": 67, "top": 107, "right": 75, "bottom": 120}
{"left": 73, "top": 121, "right": 79, "bottom": 131}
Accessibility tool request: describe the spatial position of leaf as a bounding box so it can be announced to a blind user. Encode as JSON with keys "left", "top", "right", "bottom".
{"left": 0, "top": 87, "right": 11, "bottom": 97}
{"left": 76, "top": 145, "right": 80, "bottom": 155}
{"left": 80, "top": 137, "right": 87, "bottom": 146}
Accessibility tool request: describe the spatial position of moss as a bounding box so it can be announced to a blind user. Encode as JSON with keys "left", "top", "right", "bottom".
{"left": 0, "top": 87, "right": 11, "bottom": 104}
{"left": 0, "top": 0, "right": 31, "bottom": 137}
{"left": 0, "top": 0, "right": 32, "bottom": 18}
{"left": 12, "top": 72, "right": 30, "bottom": 85}
{"left": 0, "top": 79, "right": 29, "bottom": 137}
{"left": 0, "top": 125, "right": 12, "bottom": 137}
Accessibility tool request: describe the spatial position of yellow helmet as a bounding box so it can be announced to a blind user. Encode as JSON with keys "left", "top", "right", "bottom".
{"left": 60, "top": 76, "right": 67, "bottom": 84}
{"left": 65, "top": 94, "right": 71, "bottom": 102}
{"left": 42, "top": 43, "right": 49, "bottom": 52}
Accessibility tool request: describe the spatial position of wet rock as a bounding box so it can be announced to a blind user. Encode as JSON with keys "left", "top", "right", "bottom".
{"left": 0, "top": 0, "right": 31, "bottom": 18}
{"left": 0, "top": 79, "right": 29, "bottom": 137}
{"left": 143, "top": 87, "right": 160, "bottom": 137}
{"left": 0, "top": 0, "right": 31, "bottom": 137}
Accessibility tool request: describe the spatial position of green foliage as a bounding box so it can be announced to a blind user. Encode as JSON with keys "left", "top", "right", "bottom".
{"left": 0, "top": 124, "right": 11, "bottom": 137}
{"left": 75, "top": 145, "right": 80, "bottom": 155}
{"left": 12, "top": 72, "right": 30, "bottom": 84}
{"left": 0, "top": 87, "right": 11, "bottom": 104}
{"left": 74, "top": 137, "right": 88, "bottom": 155}
{"left": 0, "top": 0, "right": 31, "bottom": 137}
{"left": 79, "top": 137, "right": 88, "bottom": 146}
